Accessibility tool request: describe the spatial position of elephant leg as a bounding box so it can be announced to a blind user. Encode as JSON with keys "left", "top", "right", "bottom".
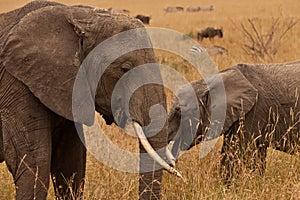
{"left": 139, "top": 145, "right": 163, "bottom": 200}
{"left": 220, "top": 132, "right": 267, "bottom": 185}
{"left": 245, "top": 138, "right": 267, "bottom": 176}
{"left": 51, "top": 120, "right": 86, "bottom": 199}
{"left": 220, "top": 135, "right": 239, "bottom": 185}
{"left": 220, "top": 131, "right": 251, "bottom": 185}
{"left": 139, "top": 124, "right": 167, "bottom": 200}
{"left": 2, "top": 103, "right": 52, "bottom": 199}
{"left": 139, "top": 168, "right": 163, "bottom": 200}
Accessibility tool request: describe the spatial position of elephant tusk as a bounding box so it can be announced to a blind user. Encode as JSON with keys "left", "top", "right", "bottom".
{"left": 166, "top": 141, "right": 176, "bottom": 167}
{"left": 133, "top": 122, "right": 185, "bottom": 181}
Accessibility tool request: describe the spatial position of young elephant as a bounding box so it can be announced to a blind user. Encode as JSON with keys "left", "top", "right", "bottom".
{"left": 0, "top": 1, "right": 180, "bottom": 199}
{"left": 167, "top": 60, "right": 300, "bottom": 182}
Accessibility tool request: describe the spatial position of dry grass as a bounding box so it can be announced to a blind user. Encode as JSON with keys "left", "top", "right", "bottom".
{"left": 1, "top": 0, "right": 300, "bottom": 199}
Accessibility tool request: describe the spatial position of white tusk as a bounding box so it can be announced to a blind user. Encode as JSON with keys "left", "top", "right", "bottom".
{"left": 166, "top": 141, "right": 176, "bottom": 167}
{"left": 133, "top": 122, "right": 185, "bottom": 181}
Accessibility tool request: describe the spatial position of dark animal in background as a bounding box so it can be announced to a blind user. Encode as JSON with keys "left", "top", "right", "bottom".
{"left": 175, "top": 6, "right": 184, "bottom": 11}
{"left": 164, "top": 6, "right": 184, "bottom": 12}
{"left": 186, "top": 6, "right": 201, "bottom": 12}
{"left": 201, "top": 5, "right": 214, "bottom": 11}
{"left": 135, "top": 14, "right": 151, "bottom": 25}
{"left": 197, "top": 27, "right": 223, "bottom": 41}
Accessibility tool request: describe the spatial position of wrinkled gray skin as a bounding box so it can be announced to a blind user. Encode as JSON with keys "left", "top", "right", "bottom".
{"left": 168, "top": 61, "right": 300, "bottom": 183}
{"left": 0, "top": 1, "right": 168, "bottom": 199}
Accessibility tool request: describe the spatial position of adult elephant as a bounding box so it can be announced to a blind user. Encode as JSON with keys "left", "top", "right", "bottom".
{"left": 167, "top": 53, "right": 300, "bottom": 183}
{"left": 0, "top": 1, "right": 180, "bottom": 199}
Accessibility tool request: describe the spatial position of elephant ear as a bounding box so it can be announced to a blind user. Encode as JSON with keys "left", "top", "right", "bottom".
{"left": 206, "top": 67, "right": 258, "bottom": 134}
{"left": 0, "top": 6, "right": 95, "bottom": 125}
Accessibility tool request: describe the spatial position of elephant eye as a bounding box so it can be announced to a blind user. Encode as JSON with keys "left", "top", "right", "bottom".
{"left": 121, "top": 62, "right": 132, "bottom": 73}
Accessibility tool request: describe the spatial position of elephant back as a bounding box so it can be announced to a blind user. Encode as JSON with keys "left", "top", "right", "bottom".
{"left": 0, "top": 1, "right": 64, "bottom": 40}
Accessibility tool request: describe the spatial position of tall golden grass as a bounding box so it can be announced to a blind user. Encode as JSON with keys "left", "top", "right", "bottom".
{"left": 0, "top": 0, "right": 300, "bottom": 199}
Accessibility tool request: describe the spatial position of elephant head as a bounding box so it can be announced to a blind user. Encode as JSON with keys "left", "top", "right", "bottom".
{"left": 0, "top": 3, "right": 180, "bottom": 199}
{"left": 167, "top": 67, "right": 258, "bottom": 161}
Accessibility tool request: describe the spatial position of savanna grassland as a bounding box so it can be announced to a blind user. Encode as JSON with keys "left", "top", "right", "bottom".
{"left": 0, "top": 0, "right": 300, "bottom": 199}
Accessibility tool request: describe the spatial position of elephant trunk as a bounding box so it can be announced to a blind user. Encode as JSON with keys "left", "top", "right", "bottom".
{"left": 137, "top": 121, "right": 167, "bottom": 200}
{"left": 167, "top": 102, "right": 202, "bottom": 162}
{"left": 134, "top": 122, "right": 184, "bottom": 199}
{"left": 129, "top": 83, "right": 176, "bottom": 199}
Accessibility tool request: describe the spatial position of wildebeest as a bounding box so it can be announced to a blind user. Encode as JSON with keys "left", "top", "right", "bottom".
{"left": 197, "top": 27, "right": 223, "bottom": 41}
{"left": 175, "top": 6, "right": 184, "bottom": 11}
{"left": 200, "top": 5, "right": 214, "bottom": 11}
{"left": 186, "top": 6, "right": 201, "bottom": 12}
{"left": 164, "top": 6, "right": 184, "bottom": 12}
{"left": 135, "top": 14, "right": 151, "bottom": 25}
